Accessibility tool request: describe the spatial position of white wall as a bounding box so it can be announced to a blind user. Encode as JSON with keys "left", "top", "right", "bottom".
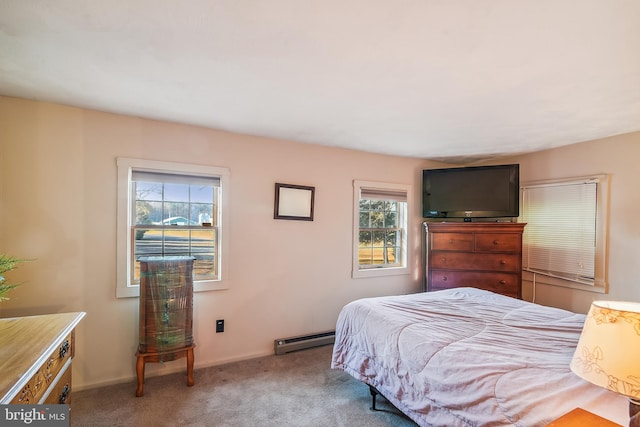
{"left": 0, "top": 97, "right": 438, "bottom": 390}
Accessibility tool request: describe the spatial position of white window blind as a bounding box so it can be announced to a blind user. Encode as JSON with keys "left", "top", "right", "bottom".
{"left": 360, "top": 188, "right": 407, "bottom": 202}
{"left": 132, "top": 171, "right": 220, "bottom": 187}
{"left": 521, "top": 179, "right": 597, "bottom": 285}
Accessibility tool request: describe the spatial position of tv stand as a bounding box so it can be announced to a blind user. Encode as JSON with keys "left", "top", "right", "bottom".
{"left": 423, "top": 221, "right": 526, "bottom": 298}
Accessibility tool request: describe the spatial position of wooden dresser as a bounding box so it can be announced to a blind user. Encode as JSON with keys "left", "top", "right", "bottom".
{"left": 424, "top": 222, "right": 526, "bottom": 298}
{"left": 0, "top": 312, "right": 85, "bottom": 405}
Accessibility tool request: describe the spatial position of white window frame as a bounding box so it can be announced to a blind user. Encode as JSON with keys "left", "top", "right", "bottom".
{"left": 352, "top": 180, "right": 411, "bottom": 279}
{"left": 116, "top": 158, "right": 230, "bottom": 298}
{"left": 519, "top": 174, "right": 609, "bottom": 293}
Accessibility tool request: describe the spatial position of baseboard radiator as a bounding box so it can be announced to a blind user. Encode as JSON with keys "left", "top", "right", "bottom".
{"left": 274, "top": 330, "right": 335, "bottom": 355}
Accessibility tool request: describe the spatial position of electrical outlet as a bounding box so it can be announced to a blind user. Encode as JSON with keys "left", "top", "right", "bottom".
{"left": 216, "top": 319, "right": 224, "bottom": 333}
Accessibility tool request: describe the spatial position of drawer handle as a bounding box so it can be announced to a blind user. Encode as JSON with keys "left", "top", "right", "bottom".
{"left": 442, "top": 276, "right": 448, "bottom": 282}
{"left": 493, "top": 240, "right": 500, "bottom": 245}
{"left": 59, "top": 340, "right": 70, "bottom": 359}
{"left": 58, "top": 384, "right": 69, "bottom": 404}
{"left": 448, "top": 239, "right": 454, "bottom": 244}
{"left": 500, "top": 280, "right": 506, "bottom": 285}
{"left": 500, "top": 260, "right": 507, "bottom": 265}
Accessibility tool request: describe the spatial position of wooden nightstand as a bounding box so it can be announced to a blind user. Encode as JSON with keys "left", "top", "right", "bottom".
{"left": 546, "top": 408, "right": 622, "bottom": 427}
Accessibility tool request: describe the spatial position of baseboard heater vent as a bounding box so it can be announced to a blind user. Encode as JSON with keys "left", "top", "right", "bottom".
{"left": 274, "top": 330, "right": 335, "bottom": 355}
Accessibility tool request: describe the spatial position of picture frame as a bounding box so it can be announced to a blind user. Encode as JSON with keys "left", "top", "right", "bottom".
{"left": 274, "top": 183, "right": 315, "bottom": 221}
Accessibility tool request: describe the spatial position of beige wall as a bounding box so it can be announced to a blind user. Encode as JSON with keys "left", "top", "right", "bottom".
{"left": 501, "top": 132, "right": 640, "bottom": 311}
{"left": 0, "top": 97, "right": 437, "bottom": 390}
{"left": 2, "top": 96, "right": 639, "bottom": 391}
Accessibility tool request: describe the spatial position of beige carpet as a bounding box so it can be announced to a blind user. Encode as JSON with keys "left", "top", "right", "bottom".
{"left": 71, "top": 345, "right": 418, "bottom": 427}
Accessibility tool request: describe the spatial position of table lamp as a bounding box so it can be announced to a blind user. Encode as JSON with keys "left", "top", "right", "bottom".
{"left": 570, "top": 301, "right": 640, "bottom": 427}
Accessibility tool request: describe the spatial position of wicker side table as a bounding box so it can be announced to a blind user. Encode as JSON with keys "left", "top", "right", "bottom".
{"left": 136, "top": 256, "right": 195, "bottom": 397}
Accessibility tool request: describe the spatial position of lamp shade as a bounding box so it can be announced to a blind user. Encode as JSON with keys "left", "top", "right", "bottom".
{"left": 570, "top": 301, "right": 640, "bottom": 400}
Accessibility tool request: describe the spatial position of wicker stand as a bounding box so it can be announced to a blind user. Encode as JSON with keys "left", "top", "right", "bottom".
{"left": 136, "top": 256, "right": 195, "bottom": 397}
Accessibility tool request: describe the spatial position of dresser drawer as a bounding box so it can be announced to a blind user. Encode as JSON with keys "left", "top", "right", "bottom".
{"left": 431, "top": 233, "right": 474, "bottom": 251}
{"left": 475, "top": 233, "right": 521, "bottom": 252}
{"left": 43, "top": 365, "right": 71, "bottom": 405}
{"left": 430, "top": 252, "right": 521, "bottom": 272}
{"left": 10, "top": 332, "right": 73, "bottom": 404}
{"left": 430, "top": 270, "right": 519, "bottom": 297}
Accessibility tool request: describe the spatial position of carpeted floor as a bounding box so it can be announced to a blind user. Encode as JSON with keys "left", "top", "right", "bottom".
{"left": 71, "top": 345, "right": 418, "bottom": 427}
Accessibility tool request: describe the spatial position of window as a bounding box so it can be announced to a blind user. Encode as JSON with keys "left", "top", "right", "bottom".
{"left": 117, "top": 158, "right": 230, "bottom": 298}
{"left": 519, "top": 175, "right": 608, "bottom": 290}
{"left": 352, "top": 180, "right": 410, "bottom": 278}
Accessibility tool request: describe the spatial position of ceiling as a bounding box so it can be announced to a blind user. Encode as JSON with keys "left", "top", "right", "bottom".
{"left": 1, "top": 1, "right": 639, "bottom": 163}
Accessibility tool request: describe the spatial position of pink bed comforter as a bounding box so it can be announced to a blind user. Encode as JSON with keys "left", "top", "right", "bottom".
{"left": 331, "top": 287, "right": 627, "bottom": 426}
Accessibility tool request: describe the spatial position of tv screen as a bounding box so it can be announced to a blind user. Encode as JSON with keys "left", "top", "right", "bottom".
{"left": 422, "top": 164, "right": 519, "bottom": 219}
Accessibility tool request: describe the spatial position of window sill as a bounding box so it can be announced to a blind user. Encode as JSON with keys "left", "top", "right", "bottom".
{"left": 116, "top": 280, "right": 229, "bottom": 298}
{"left": 352, "top": 266, "right": 409, "bottom": 279}
{"left": 523, "top": 270, "right": 607, "bottom": 294}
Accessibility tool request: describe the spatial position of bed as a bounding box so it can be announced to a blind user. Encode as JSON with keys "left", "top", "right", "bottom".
{"left": 331, "top": 287, "right": 628, "bottom": 426}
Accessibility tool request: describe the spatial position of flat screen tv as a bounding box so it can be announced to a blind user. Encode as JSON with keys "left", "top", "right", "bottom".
{"left": 422, "top": 164, "right": 519, "bottom": 219}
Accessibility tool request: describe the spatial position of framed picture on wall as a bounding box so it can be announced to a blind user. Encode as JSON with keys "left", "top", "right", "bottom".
{"left": 274, "top": 183, "right": 315, "bottom": 221}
